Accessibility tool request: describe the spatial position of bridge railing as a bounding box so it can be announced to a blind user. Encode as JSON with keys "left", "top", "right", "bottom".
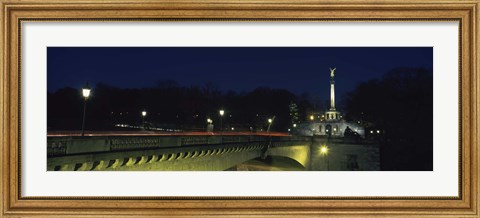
{"left": 47, "top": 134, "right": 313, "bottom": 157}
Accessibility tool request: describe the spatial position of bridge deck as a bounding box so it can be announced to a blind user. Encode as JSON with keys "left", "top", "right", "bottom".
{"left": 47, "top": 131, "right": 290, "bottom": 137}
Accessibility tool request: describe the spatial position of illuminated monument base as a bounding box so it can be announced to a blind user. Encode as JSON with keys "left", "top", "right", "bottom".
{"left": 296, "top": 120, "right": 365, "bottom": 137}
{"left": 296, "top": 67, "right": 365, "bottom": 137}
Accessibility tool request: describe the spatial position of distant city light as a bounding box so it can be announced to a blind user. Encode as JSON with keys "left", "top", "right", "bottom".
{"left": 370, "top": 130, "right": 373, "bottom": 134}
{"left": 207, "top": 118, "right": 213, "bottom": 124}
{"left": 310, "top": 115, "right": 314, "bottom": 120}
{"left": 231, "top": 127, "right": 235, "bottom": 130}
{"left": 142, "top": 111, "right": 147, "bottom": 117}
{"left": 377, "top": 130, "right": 380, "bottom": 133}
{"left": 219, "top": 110, "right": 225, "bottom": 116}
{"left": 293, "top": 123, "right": 297, "bottom": 128}
{"left": 288, "top": 129, "right": 291, "bottom": 132}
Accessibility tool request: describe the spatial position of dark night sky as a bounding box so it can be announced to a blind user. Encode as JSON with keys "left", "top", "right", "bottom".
{"left": 47, "top": 47, "right": 433, "bottom": 103}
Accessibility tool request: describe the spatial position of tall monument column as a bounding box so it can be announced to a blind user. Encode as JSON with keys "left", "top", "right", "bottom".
{"left": 329, "top": 67, "right": 336, "bottom": 110}
{"left": 325, "top": 67, "right": 340, "bottom": 121}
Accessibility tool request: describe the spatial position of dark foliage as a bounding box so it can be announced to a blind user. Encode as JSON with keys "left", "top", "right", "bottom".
{"left": 47, "top": 82, "right": 310, "bottom": 132}
{"left": 345, "top": 67, "right": 433, "bottom": 170}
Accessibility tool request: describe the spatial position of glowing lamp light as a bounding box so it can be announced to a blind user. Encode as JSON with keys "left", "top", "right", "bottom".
{"left": 377, "top": 130, "right": 380, "bottom": 133}
{"left": 142, "top": 111, "right": 147, "bottom": 117}
{"left": 309, "top": 115, "right": 314, "bottom": 120}
{"left": 268, "top": 118, "right": 273, "bottom": 124}
{"left": 370, "top": 130, "right": 374, "bottom": 134}
{"left": 82, "top": 88, "right": 91, "bottom": 98}
{"left": 320, "top": 145, "right": 329, "bottom": 155}
{"left": 219, "top": 110, "right": 225, "bottom": 116}
{"left": 293, "top": 123, "right": 297, "bottom": 128}
{"left": 207, "top": 118, "right": 213, "bottom": 124}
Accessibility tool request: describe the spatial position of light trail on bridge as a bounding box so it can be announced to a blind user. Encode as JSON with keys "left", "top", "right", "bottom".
{"left": 47, "top": 131, "right": 291, "bottom": 137}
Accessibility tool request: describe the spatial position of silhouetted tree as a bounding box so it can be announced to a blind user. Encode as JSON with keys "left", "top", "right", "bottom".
{"left": 48, "top": 82, "right": 308, "bottom": 132}
{"left": 345, "top": 67, "right": 433, "bottom": 170}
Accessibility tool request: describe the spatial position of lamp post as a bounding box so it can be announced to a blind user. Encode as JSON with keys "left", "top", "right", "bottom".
{"left": 207, "top": 118, "right": 213, "bottom": 132}
{"left": 141, "top": 110, "right": 147, "bottom": 129}
{"left": 266, "top": 116, "right": 275, "bottom": 133}
{"left": 219, "top": 109, "right": 225, "bottom": 144}
{"left": 81, "top": 82, "right": 91, "bottom": 137}
{"left": 219, "top": 110, "right": 224, "bottom": 132}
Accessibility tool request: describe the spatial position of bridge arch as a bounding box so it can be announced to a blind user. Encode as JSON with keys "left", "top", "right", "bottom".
{"left": 229, "top": 156, "right": 306, "bottom": 171}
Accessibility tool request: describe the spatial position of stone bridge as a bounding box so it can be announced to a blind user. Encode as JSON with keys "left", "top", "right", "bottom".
{"left": 47, "top": 133, "right": 314, "bottom": 171}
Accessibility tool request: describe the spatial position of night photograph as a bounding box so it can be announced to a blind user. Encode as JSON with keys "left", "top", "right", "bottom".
{"left": 47, "top": 47, "right": 433, "bottom": 171}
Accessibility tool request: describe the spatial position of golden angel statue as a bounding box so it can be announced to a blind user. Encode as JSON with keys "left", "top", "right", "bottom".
{"left": 329, "top": 67, "right": 336, "bottom": 78}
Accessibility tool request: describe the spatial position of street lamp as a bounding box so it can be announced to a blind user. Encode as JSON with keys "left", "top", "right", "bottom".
{"left": 81, "top": 82, "right": 91, "bottom": 137}
{"left": 309, "top": 115, "right": 314, "bottom": 121}
{"left": 267, "top": 116, "right": 275, "bottom": 133}
{"left": 141, "top": 110, "right": 147, "bottom": 129}
{"left": 320, "top": 145, "right": 329, "bottom": 170}
{"left": 206, "top": 118, "right": 213, "bottom": 132}
{"left": 219, "top": 109, "right": 225, "bottom": 144}
{"left": 219, "top": 109, "right": 225, "bottom": 132}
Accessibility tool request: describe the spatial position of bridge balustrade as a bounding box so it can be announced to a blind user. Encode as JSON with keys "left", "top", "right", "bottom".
{"left": 47, "top": 135, "right": 312, "bottom": 157}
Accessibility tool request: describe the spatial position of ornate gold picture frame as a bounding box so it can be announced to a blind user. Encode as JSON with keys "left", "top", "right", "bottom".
{"left": 1, "top": 0, "right": 478, "bottom": 217}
